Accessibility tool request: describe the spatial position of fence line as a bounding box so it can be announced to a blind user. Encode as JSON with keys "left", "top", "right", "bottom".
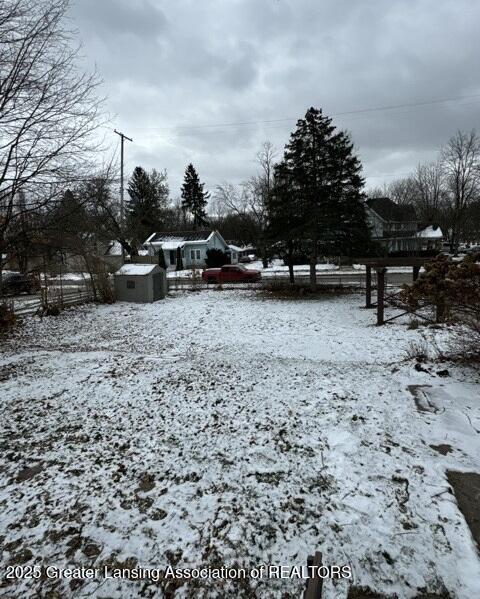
{"left": 13, "top": 287, "right": 93, "bottom": 316}
{"left": 166, "top": 271, "right": 375, "bottom": 291}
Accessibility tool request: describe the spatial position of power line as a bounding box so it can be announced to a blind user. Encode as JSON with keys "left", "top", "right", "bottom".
{"left": 126, "top": 92, "right": 480, "bottom": 133}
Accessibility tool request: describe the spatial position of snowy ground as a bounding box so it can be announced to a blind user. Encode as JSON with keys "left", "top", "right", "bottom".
{"left": 1, "top": 291, "right": 479, "bottom": 598}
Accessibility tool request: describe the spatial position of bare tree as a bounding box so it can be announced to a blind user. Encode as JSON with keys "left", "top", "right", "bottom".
{"left": 214, "top": 141, "right": 277, "bottom": 267}
{"left": 0, "top": 0, "right": 105, "bottom": 281}
{"left": 441, "top": 130, "right": 480, "bottom": 250}
{"left": 412, "top": 161, "right": 446, "bottom": 223}
{"left": 387, "top": 177, "right": 417, "bottom": 206}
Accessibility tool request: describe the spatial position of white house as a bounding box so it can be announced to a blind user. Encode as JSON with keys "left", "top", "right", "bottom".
{"left": 416, "top": 224, "right": 443, "bottom": 252}
{"left": 365, "top": 197, "right": 443, "bottom": 254}
{"left": 143, "top": 230, "right": 236, "bottom": 269}
{"left": 365, "top": 197, "right": 419, "bottom": 253}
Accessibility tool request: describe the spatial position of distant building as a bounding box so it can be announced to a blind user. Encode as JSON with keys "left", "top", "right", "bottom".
{"left": 143, "top": 230, "right": 235, "bottom": 269}
{"left": 365, "top": 197, "right": 443, "bottom": 254}
{"left": 416, "top": 224, "right": 444, "bottom": 252}
{"left": 227, "top": 244, "right": 257, "bottom": 262}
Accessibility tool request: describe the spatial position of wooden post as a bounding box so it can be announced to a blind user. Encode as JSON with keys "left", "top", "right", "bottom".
{"left": 304, "top": 552, "right": 323, "bottom": 599}
{"left": 413, "top": 265, "right": 420, "bottom": 281}
{"left": 376, "top": 267, "right": 386, "bottom": 326}
{"left": 365, "top": 265, "right": 372, "bottom": 308}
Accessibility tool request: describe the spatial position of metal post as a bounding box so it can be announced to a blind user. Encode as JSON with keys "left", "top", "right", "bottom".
{"left": 376, "top": 267, "right": 386, "bottom": 325}
{"left": 366, "top": 265, "right": 372, "bottom": 308}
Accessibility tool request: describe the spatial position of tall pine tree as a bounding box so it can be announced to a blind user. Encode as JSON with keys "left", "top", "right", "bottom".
{"left": 126, "top": 167, "right": 168, "bottom": 248}
{"left": 270, "top": 107, "right": 372, "bottom": 290}
{"left": 181, "top": 164, "right": 209, "bottom": 229}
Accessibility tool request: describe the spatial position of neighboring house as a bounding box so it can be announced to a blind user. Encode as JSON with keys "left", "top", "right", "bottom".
{"left": 144, "top": 230, "right": 235, "bottom": 269}
{"left": 416, "top": 224, "right": 443, "bottom": 252}
{"left": 228, "top": 244, "right": 247, "bottom": 263}
{"left": 365, "top": 197, "right": 443, "bottom": 254}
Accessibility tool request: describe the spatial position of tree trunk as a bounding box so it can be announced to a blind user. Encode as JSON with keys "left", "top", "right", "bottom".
{"left": 436, "top": 296, "right": 446, "bottom": 323}
{"left": 261, "top": 243, "right": 268, "bottom": 269}
{"left": 287, "top": 241, "right": 295, "bottom": 285}
{"left": 0, "top": 239, "right": 4, "bottom": 297}
{"left": 84, "top": 256, "right": 97, "bottom": 301}
{"left": 309, "top": 242, "right": 317, "bottom": 292}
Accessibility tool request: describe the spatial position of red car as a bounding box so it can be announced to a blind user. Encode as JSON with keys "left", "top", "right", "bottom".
{"left": 202, "top": 264, "right": 261, "bottom": 283}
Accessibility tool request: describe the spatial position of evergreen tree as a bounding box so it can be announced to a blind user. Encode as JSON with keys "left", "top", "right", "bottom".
{"left": 126, "top": 167, "right": 168, "bottom": 248}
{"left": 270, "top": 107, "right": 372, "bottom": 290}
{"left": 181, "top": 164, "right": 209, "bottom": 228}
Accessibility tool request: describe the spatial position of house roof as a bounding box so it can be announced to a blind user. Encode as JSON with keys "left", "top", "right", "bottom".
{"left": 366, "top": 197, "right": 417, "bottom": 222}
{"left": 417, "top": 225, "right": 443, "bottom": 239}
{"left": 159, "top": 241, "right": 185, "bottom": 251}
{"left": 115, "top": 264, "right": 159, "bottom": 276}
{"left": 146, "top": 230, "right": 213, "bottom": 244}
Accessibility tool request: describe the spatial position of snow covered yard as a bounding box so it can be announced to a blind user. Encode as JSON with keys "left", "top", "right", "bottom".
{"left": 1, "top": 291, "right": 479, "bottom": 598}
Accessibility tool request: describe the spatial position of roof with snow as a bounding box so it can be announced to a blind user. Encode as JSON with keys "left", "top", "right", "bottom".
{"left": 366, "top": 197, "right": 417, "bottom": 222}
{"left": 156, "top": 241, "right": 183, "bottom": 251}
{"left": 146, "top": 230, "right": 212, "bottom": 244}
{"left": 417, "top": 225, "right": 443, "bottom": 239}
{"left": 115, "top": 264, "right": 159, "bottom": 276}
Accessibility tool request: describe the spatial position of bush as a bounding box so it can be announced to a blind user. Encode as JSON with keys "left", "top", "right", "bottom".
{"left": 0, "top": 300, "right": 15, "bottom": 332}
{"left": 407, "top": 318, "right": 420, "bottom": 330}
{"left": 401, "top": 254, "right": 480, "bottom": 362}
{"left": 445, "top": 317, "right": 480, "bottom": 362}
{"left": 205, "top": 248, "right": 230, "bottom": 268}
{"left": 404, "top": 338, "right": 431, "bottom": 362}
{"left": 91, "top": 258, "right": 115, "bottom": 304}
{"left": 401, "top": 254, "right": 480, "bottom": 323}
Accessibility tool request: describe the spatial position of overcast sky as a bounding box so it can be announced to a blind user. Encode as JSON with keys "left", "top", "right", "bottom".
{"left": 70, "top": 0, "right": 480, "bottom": 200}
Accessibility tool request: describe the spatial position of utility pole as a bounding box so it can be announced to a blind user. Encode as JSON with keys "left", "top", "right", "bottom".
{"left": 114, "top": 129, "right": 133, "bottom": 262}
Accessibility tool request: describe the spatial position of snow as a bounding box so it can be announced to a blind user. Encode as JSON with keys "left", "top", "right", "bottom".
{"left": 1, "top": 291, "right": 479, "bottom": 598}
{"left": 106, "top": 241, "right": 123, "bottom": 256}
{"left": 48, "top": 272, "right": 92, "bottom": 282}
{"left": 417, "top": 225, "right": 443, "bottom": 239}
{"left": 157, "top": 241, "right": 186, "bottom": 251}
{"left": 115, "top": 264, "right": 158, "bottom": 276}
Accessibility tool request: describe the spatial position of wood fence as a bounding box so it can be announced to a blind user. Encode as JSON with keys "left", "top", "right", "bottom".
{"left": 12, "top": 286, "right": 93, "bottom": 316}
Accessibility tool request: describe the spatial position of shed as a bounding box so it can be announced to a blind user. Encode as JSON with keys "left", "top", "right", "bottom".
{"left": 114, "top": 263, "right": 167, "bottom": 303}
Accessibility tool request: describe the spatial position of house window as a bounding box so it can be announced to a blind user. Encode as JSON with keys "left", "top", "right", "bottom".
{"left": 191, "top": 249, "right": 201, "bottom": 260}
{"left": 190, "top": 250, "right": 195, "bottom": 260}
{"left": 126, "top": 280, "right": 135, "bottom": 289}
{"left": 196, "top": 249, "right": 201, "bottom": 260}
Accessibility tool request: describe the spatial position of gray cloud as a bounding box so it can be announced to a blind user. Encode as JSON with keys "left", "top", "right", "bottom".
{"left": 70, "top": 0, "right": 480, "bottom": 196}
